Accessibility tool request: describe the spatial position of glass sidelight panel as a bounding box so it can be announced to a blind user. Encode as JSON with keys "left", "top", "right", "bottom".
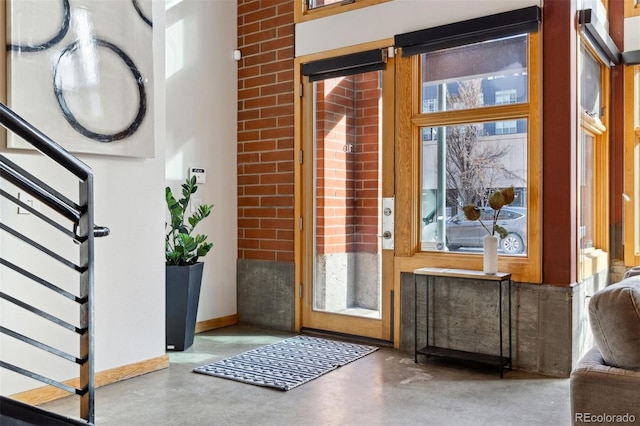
{"left": 312, "top": 70, "right": 382, "bottom": 319}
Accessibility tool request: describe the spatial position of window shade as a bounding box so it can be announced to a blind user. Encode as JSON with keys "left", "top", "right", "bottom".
{"left": 395, "top": 6, "right": 541, "bottom": 57}
{"left": 302, "top": 49, "right": 387, "bottom": 82}
{"left": 622, "top": 51, "right": 640, "bottom": 65}
{"left": 578, "top": 9, "right": 621, "bottom": 66}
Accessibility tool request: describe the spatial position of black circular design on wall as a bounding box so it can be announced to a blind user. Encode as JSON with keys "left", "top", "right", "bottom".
{"left": 133, "top": 0, "right": 153, "bottom": 28}
{"left": 8, "top": 0, "right": 71, "bottom": 52}
{"left": 53, "top": 38, "right": 147, "bottom": 143}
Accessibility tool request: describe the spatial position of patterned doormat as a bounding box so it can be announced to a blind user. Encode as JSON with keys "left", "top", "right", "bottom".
{"left": 193, "top": 335, "right": 378, "bottom": 391}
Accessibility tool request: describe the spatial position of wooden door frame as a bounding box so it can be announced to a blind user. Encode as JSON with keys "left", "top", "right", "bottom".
{"left": 293, "top": 38, "right": 396, "bottom": 342}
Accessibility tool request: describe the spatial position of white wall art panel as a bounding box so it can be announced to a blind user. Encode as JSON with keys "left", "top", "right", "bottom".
{"left": 6, "top": 0, "right": 155, "bottom": 157}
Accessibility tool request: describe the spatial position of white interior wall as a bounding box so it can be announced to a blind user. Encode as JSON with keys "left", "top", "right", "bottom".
{"left": 295, "top": 0, "right": 542, "bottom": 57}
{"left": 165, "top": 0, "right": 238, "bottom": 323}
{"left": 0, "top": 0, "right": 166, "bottom": 396}
{"left": 0, "top": 0, "right": 237, "bottom": 395}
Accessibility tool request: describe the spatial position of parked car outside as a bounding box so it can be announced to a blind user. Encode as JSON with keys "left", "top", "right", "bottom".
{"left": 422, "top": 207, "right": 527, "bottom": 254}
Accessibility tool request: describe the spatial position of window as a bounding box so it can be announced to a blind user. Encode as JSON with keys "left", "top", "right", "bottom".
{"left": 624, "top": 1, "right": 640, "bottom": 266}
{"left": 624, "top": 65, "right": 640, "bottom": 265}
{"left": 577, "top": 41, "right": 610, "bottom": 280}
{"left": 295, "top": 0, "right": 389, "bottom": 23}
{"left": 496, "top": 89, "right": 517, "bottom": 105}
{"left": 394, "top": 10, "right": 542, "bottom": 282}
{"left": 496, "top": 120, "right": 518, "bottom": 135}
{"left": 422, "top": 98, "right": 438, "bottom": 113}
{"left": 579, "top": 131, "right": 596, "bottom": 250}
{"left": 495, "top": 90, "right": 518, "bottom": 135}
{"left": 418, "top": 35, "right": 530, "bottom": 257}
{"left": 308, "top": 0, "right": 342, "bottom": 9}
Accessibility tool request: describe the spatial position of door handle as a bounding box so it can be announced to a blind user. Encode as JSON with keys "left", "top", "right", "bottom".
{"left": 377, "top": 231, "right": 392, "bottom": 239}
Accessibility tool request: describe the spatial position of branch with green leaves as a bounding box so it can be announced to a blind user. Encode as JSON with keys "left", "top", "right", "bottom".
{"left": 165, "top": 176, "right": 214, "bottom": 266}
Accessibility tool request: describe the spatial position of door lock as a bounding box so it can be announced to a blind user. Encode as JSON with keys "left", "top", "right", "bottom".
{"left": 381, "top": 197, "right": 394, "bottom": 250}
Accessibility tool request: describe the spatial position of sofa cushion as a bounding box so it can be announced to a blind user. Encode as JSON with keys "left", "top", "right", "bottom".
{"left": 624, "top": 266, "right": 640, "bottom": 279}
{"left": 588, "top": 277, "right": 640, "bottom": 371}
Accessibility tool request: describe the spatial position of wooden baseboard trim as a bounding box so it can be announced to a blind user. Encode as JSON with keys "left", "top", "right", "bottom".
{"left": 195, "top": 314, "right": 238, "bottom": 333}
{"left": 10, "top": 354, "right": 170, "bottom": 407}
{"left": 9, "top": 315, "right": 237, "bottom": 406}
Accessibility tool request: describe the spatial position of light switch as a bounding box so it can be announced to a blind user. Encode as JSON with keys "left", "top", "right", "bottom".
{"left": 189, "top": 167, "right": 206, "bottom": 184}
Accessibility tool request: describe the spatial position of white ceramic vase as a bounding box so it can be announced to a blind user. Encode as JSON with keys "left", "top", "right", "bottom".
{"left": 483, "top": 234, "right": 498, "bottom": 274}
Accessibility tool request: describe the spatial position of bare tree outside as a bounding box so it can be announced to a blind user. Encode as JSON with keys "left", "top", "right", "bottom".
{"left": 444, "top": 79, "right": 521, "bottom": 208}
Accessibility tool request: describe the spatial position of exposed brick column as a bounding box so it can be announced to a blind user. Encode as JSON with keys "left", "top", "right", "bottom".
{"left": 237, "top": 0, "right": 295, "bottom": 263}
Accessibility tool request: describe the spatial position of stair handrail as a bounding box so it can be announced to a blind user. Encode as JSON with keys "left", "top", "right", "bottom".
{"left": 0, "top": 101, "right": 107, "bottom": 425}
{"left": 0, "top": 103, "right": 91, "bottom": 180}
{"left": 0, "top": 155, "right": 82, "bottom": 222}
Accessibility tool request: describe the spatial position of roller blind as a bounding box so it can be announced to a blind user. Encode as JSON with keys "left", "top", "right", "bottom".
{"left": 395, "top": 6, "right": 541, "bottom": 57}
{"left": 301, "top": 49, "right": 387, "bottom": 82}
{"left": 578, "top": 9, "right": 621, "bottom": 66}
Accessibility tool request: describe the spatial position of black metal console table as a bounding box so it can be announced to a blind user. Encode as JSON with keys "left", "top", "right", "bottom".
{"left": 413, "top": 267, "right": 512, "bottom": 377}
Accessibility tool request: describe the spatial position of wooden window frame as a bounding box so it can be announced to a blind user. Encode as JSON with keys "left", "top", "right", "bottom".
{"left": 394, "top": 32, "right": 542, "bottom": 283}
{"left": 577, "top": 40, "right": 611, "bottom": 280}
{"left": 578, "top": 116, "right": 610, "bottom": 278}
{"left": 624, "top": 65, "right": 640, "bottom": 265}
{"left": 294, "top": 0, "right": 389, "bottom": 23}
{"left": 625, "top": 0, "right": 640, "bottom": 17}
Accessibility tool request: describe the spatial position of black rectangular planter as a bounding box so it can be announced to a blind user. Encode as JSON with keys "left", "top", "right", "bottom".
{"left": 166, "top": 262, "right": 204, "bottom": 351}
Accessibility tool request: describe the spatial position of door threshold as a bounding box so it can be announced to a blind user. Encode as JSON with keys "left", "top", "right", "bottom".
{"left": 301, "top": 327, "right": 393, "bottom": 347}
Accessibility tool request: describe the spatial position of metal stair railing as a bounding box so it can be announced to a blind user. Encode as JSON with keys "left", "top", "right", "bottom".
{"left": 0, "top": 102, "right": 109, "bottom": 425}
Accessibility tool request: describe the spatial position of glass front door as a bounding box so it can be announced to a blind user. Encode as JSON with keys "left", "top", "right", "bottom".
{"left": 301, "top": 58, "right": 393, "bottom": 341}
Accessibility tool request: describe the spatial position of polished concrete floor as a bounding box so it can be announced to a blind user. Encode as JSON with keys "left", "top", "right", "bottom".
{"left": 42, "top": 325, "right": 571, "bottom": 426}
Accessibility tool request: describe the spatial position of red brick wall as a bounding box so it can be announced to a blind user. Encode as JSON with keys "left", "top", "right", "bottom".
{"left": 237, "top": 1, "right": 381, "bottom": 263}
{"left": 315, "top": 77, "right": 357, "bottom": 255}
{"left": 353, "top": 72, "right": 382, "bottom": 254}
{"left": 315, "top": 73, "right": 382, "bottom": 256}
{"left": 237, "top": 0, "right": 295, "bottom": 263}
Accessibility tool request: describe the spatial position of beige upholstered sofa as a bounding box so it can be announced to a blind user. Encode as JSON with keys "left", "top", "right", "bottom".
{"left": 570, "top": 274, "right": 640, "bottom": 426}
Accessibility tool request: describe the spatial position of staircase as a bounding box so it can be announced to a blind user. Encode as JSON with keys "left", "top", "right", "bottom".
{"left": 0, "top": 103, "right": 109, "bottom": 425}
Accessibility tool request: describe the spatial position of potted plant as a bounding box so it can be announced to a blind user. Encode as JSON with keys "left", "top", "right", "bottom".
{"left": 462, "top": 186, "right": 515, "bottom": 274}
{"left": 165, "top": 176, "right": 213, "bottom": 350}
